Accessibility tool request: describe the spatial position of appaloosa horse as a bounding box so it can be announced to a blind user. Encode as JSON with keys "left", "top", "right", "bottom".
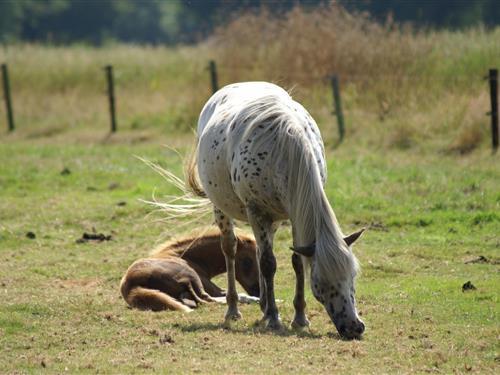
{"left": 120, "top": 228, "right": 260, "bottom": 312}
{"left": 187, "top": 82, "right": 365, "bottom": 339}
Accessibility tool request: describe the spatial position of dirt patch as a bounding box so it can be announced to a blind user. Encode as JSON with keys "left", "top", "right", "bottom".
{"left": 76, "top": 232, "right": 112, "bottom": 243}
{"left": 60, "top": 167, "right": 71, "bottom": 176}
{"left": 55, "top": 278, "right": 102, "bottom": 290}
{"left": 159, "top": 333, "right": 175, "bottom": 345}
{"left": 464, "top": 255, "right": 489, "bottom": 264}
{"left": 462, "top": 281, "right": 476, "bottom": 292}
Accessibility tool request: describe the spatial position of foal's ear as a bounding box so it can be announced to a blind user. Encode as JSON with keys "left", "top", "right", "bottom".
{"left": 289, "top": 243, "right": 315, "bottom": 257}
{"left": 343, "top": 228, "right": 365, "bottom": 246}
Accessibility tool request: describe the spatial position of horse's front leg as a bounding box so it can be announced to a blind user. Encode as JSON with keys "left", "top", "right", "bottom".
{"left": 214, "top": 207, "right": 241, "bottom": 325}
{"left": 247, "top": 205, "right": 282, "bottom": 330}
{"left": 291, "top": 253, "right": 310, "bottom": 329}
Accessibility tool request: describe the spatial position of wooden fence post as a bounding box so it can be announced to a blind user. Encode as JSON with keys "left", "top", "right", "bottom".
{"left": 209, "top": 60, "right": 218, "bottom": 94}
{"left": 331, "top": 75, "right": 345, "bottom": 142}
{"left": 1, "top": 64, "right": 15, "bottom": 132}
{"left": 487, "top": 69, "right": 498, "bottom": 152}
{"left": 104, "top": 65, "right": 117, "bottom": 133}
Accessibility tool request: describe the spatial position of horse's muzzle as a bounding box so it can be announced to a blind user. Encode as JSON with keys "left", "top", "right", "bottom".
{"left": 339, "top": 319, "right": 365, "bottom": 340}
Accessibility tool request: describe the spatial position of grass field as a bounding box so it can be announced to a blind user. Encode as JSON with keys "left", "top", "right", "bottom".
{"left": 0, "top": 8, "right": 499, "bottom": 372}
{"left": 0, "top": 135, "right": 498, "bottom": 373}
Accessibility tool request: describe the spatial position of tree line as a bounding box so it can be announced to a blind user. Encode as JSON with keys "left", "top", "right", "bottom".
{"left": 1, "top": 0, "right": 498, "bottom": 45}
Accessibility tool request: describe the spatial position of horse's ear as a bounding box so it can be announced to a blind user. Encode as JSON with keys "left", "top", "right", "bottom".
{"left": 344, "top": 228, "right": 365, "bottom": 246}
{"left": 289, "top": 243, "right": 315, "bottom": 257}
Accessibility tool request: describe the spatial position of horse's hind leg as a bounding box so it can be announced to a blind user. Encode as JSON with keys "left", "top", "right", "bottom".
{"left": 291, "top": 253, "right": 310, "bottom": 329}
{"left": 214, "top": 207, "right": 241, "bottom": 324}
{"left": 246, "top": 204, "right": 282, "bottom": 330}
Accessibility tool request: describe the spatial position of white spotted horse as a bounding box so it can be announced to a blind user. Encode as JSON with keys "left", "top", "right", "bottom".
{"left": 187, "top": 82, "right": 365, "bottom": 339}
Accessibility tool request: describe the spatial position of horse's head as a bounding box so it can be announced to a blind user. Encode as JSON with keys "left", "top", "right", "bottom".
{"left": 235, "top": 235, "right": 260, "bottom": 297}
{"left": 293, "top": 229, "right": 365, "bottom": 340}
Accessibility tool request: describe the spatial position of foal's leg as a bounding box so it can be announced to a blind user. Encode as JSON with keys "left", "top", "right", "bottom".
{"left": 246, "top": 205, "right": 282, "bottom": 330}
{"left": 214, "top": 207, "right": 241, "bottom": 324}
{"left": 291, "top": 253, "right": 310, "bottom": 329}
{"left": 199, "top": 275, "right": 225, "bottom": 297}
{"left": 190, "top": 276, "right": 218, "bottom": 303}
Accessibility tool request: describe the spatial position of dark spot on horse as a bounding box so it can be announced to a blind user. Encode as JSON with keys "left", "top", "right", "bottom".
{"left": 329, "top": 303, "right": 335, "bottom": 314}
{"left": 231, "top": 152, "right": 235, "bottom": 161}
{"left": 208, "top": 181, "right": 212, "bottom": 185}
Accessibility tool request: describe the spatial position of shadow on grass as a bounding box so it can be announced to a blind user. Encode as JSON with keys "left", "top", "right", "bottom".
{"left": 173, "top": 320, "right": 341, "bottom": 340}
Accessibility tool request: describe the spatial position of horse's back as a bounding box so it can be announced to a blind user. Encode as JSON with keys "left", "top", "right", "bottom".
{"left": 196, "top": 81, "right": 325, "bottom": 221}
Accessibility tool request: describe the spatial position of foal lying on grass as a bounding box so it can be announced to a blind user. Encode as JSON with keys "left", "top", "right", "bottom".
{"left": 120, "top": 228, "right": 260, "bottom": 312}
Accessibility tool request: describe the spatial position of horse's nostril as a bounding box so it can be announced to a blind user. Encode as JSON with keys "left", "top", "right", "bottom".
{"left": 356, "top": 321, "right": 365, "bottom": 335}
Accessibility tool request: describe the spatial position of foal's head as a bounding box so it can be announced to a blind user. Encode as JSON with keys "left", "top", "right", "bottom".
{"left": 294, "top": 229, "right": 365, "bottom": 339}
{"left": 235, "top": 234, "right": 260, "bottom": 297}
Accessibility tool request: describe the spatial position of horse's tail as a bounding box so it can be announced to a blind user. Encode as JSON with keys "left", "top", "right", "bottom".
{"left": 120, "top": 278, "right": 192, "bottom": 313}
{"left": 138, "top": 143, "right": 212, "bottom": 225}
{"left": 185, "top": 142, "right": 206, "bottom": 198}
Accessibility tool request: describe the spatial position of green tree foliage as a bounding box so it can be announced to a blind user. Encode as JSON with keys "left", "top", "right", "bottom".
{"left": 341, "top": 0, "right": 500, "bottom": 29}
{"left": 0, "top": 0, "right": 498, "bottom": 44}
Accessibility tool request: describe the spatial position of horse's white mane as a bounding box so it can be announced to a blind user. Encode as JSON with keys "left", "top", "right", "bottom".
{"left": 227, "top": 92, "right": 359, "bottom": 282}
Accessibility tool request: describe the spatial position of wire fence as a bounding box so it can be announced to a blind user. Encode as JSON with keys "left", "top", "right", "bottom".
{"left": 0, "top": 60, "right": 497, "bottom": 150}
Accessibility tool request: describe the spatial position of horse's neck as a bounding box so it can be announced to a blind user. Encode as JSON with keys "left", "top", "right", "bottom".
{"left": 181, "top": 237, "right": 226, "bottom": 278}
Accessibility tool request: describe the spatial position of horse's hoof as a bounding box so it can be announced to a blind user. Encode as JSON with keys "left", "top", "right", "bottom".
{"left": 291, "top": 317, "right": 310, "bottom": 330}
{"left": 291, "top": 320, "right": 310, "bottom": 331}
{"left": 261, "top": 317, "right": 283, "bottom": 331}
{"left": 224, "top": 310, "right": 242, "bottom": 322}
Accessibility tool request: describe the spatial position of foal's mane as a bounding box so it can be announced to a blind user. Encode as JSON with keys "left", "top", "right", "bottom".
{"left": 230, "top": 93, "right": 359, "bottom": 282}
{"left": 150, "top": 226, "right": 254, "bottom": 259}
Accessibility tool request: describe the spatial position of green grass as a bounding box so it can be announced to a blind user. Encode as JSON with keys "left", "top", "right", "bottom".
{"left": 0, "top": 136, "right": 498, "bottom": 373}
